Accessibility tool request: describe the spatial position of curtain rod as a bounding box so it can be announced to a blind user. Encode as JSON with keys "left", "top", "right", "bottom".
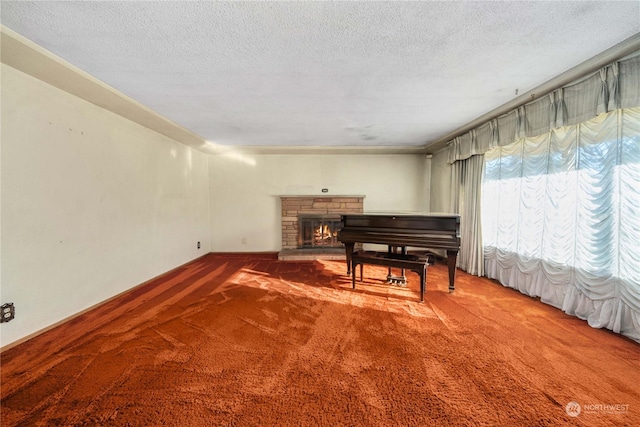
{"left": 425, "top": 33, "right": 640, "bottom": 154}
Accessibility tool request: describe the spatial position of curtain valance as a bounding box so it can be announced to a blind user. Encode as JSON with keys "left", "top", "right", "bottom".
{"left": 448, "top": 54, "right": 640, "bottom": 164}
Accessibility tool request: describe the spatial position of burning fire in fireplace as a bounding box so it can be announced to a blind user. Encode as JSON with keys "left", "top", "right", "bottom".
{"left": 314, "top": 224, "right": 337, "bottom": 244}
{"left": 298, "top": 215, "right": 342, "bottom": 248}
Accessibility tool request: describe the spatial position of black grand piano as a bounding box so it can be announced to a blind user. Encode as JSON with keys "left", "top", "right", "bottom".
{"left": 337, "top": 213, "right": 461, "bottom": 292}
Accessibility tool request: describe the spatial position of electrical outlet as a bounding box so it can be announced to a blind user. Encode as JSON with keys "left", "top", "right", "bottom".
{"left": 1, "top": 303, "right": 15, "bottom": 323}
{"left": 197, "top": 241, "right": 201, "bottom": 249}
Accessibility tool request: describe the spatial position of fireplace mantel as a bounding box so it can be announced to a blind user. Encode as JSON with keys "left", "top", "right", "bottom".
{"left": 278, "top": 195, "right": 366, "bottom": 198}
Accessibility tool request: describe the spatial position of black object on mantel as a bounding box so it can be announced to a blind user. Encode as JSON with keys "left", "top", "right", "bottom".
{"left": 337, "top": 213, "right": 461, "bottom": 292}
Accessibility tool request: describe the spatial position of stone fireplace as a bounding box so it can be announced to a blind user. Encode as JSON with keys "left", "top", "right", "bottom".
{"left": 279, "top": 195, "right": 364, "bottom": 260}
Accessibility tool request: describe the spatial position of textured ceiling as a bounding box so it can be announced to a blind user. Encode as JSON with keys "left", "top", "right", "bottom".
{"left": 2, "top": 1, "right": 639, "bottom": 152}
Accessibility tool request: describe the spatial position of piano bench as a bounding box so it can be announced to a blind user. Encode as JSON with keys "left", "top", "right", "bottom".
{"left": 350, "top": 251, "right": 429, "bottom": 302}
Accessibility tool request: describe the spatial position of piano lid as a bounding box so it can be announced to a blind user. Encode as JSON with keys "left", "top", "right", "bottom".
{"left": 361, "top": 211, "right": 459, "bottom": 218}
{"left": 341, "top": 212, "right": 460, "bottom": 223}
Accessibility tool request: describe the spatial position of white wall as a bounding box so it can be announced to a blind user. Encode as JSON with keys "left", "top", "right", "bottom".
{"left": 0, "top": 64, "right": 210, "bottom": 347}
{"left": 430, "top": 148, "right": 451, "bottom": 213}
{"left": 208, "top": 153, "right": 431, "bottom": 252}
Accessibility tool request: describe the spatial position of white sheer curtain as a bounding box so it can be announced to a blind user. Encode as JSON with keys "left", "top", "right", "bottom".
{"left": 446, "top": 54, "right": 640, "bottom": 341}
{"left": 482, "top": 108, "right": 640, "bottom": 342}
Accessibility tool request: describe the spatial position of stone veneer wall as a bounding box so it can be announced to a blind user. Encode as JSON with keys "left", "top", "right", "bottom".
{"left": 280, "top": 196, "right": 364, "bottom": 249}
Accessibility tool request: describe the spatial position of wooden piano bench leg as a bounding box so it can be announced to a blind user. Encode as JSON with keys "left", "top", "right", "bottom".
{"left": 351, "top": 260, "right": 357, "bottom": 290}
{"left": 419, "top": 265, "right": 426, "bottom": 303}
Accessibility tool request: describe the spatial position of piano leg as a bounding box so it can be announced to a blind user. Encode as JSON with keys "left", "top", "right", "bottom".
{"left": 420, "top": 262, "right": 426, "bottom": 302}
{"left": 386, "top": 246, "right": 393, "bottom": 282}
{"left": 344, "top": 242, "right": 355, "bottom": 275}
{"left": 447, "top": 250, "right": 457, "bottom": 292}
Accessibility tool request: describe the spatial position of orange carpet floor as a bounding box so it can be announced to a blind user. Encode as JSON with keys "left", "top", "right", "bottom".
{"left": 1, "top": 253, "right": 639, "bottom": 426}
